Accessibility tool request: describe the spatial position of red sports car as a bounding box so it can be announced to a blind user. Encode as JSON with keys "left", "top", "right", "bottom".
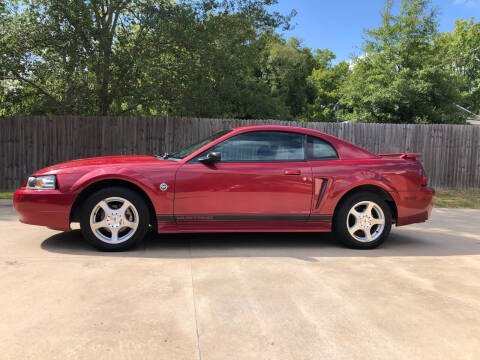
{"left": 13, "top": 125, "right": 434, "bottom": 251}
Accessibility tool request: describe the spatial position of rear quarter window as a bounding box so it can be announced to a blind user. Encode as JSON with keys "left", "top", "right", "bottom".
{"left": 308, "top": 136, "right": 338, "bottom": 160}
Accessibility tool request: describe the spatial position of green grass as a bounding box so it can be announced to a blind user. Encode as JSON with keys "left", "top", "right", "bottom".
{"left": 434, "top": 189, "right": 480, "bottom": 209}
{"left": 0, "top": 192, "right": 13, "bottom": 199}
{"left": 1, "top": 189, "right": 479, "bottom": 208}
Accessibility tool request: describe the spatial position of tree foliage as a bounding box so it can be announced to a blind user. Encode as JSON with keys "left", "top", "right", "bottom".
{"left": 0, "top": 0, "right": 293, "bottom": 116}
{"left": 340, "top": 0, "right": 464, "bottom": 124}
{"left": 0, "top": 0, "right": 478, "bottom": 123}
{"left": 438, "top": 19, "right": 480, "bottom": 115}
{"left": 306, "top": 49, "right": 349, "bottom": 122}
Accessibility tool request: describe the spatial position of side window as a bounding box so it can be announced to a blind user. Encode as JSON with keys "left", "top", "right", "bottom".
{"left": 308, "top": 136, "right": 338, "bottom": 160}
{"left": 196, "top": 131, "right": 306, "bottom": 162}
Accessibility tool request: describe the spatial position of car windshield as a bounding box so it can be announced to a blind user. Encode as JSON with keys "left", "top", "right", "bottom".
{"left": 168, "top": 130, "right": 232, "bottom": 160}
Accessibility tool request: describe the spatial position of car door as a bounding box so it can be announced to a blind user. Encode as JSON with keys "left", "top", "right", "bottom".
{"left": 174, "top": 131, "right": 313, "bottom": 230}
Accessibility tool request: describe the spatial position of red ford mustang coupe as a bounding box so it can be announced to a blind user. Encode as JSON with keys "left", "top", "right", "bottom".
{"left": 13, "top": 125, "right": 434, "bottom": 251}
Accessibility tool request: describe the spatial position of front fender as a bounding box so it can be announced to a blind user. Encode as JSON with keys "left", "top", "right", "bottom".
{"left": 70, "top": 168, "right": 162, "bottom": 213}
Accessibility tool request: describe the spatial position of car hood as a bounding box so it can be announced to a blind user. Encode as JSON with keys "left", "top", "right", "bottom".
{"left": 34, "top": 155, "right": 175, "bottom": 175}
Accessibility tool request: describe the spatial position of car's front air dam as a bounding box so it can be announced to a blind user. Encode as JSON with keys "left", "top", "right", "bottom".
{"left": 13, "top": 189, "right": 75, "bottom": 231}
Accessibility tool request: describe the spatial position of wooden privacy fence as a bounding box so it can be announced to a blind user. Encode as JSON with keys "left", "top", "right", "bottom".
{"left": 1, "top": 116, "right": 479, "bottom": 190}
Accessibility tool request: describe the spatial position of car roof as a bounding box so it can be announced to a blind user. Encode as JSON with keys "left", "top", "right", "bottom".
{"left": 231, "top": 124, "right": 331, "bottom": 137}
{"left": 231, "top": 125, "right": 341, "bottom": 144}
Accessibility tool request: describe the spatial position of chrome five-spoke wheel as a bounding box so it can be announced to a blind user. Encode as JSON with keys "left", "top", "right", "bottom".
{"left": 333, "top": 192, "right": 392, "bottom": 249}
{"left": 90, "top": 197, "right": 139, "bottom": 244}
{"left": 80, "top": 187, "right": 150, "bottom": 251}
{"left": 346, "top": 201, "right": 385, "bottom": 242}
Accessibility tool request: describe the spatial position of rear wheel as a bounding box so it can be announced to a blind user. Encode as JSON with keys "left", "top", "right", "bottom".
{"left": 79, "top": 187, "right": 150, "bottom": 251}
{"left": 333, "top": 192, "right": 392, "bottom": 249}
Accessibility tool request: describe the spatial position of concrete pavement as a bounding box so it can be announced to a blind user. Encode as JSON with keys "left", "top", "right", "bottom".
{"left": 1, "top": 199, "right": 480, "bottom": 359}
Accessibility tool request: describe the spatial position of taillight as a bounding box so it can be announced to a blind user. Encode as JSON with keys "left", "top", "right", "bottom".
{"left": 422, "top": 175, "right": 427, "bottom": 187}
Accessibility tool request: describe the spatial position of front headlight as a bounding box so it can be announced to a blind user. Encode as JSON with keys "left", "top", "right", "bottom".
{"left": 26, "top": 175, "right": 57, "bottom": 190}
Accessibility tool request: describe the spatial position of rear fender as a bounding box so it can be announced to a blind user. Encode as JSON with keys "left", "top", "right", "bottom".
{"left": 324, "top": 171, "right": 400, "bottom": 214}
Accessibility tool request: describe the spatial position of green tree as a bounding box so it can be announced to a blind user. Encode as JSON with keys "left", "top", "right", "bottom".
{"left": 259, "top": 36, "right": 316, "bottom": 120}
{"left": 438, "top": 19, "right": 480, "bottom": 115}
{"left": 340, "top": 0, "right": 465, "bottom": 124}
{"left": 166, "top": 11, "right": 291, "bottom": 119}
{"left": 306, "top": 49, "right": 349, "bottom": 122}
{"left": 0, "top": 0, "right": 291, "bottom": 116}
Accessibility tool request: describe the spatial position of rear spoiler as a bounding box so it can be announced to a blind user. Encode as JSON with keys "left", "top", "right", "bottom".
{"left": 378, "top": 153, "right": 422, "bottom": 160}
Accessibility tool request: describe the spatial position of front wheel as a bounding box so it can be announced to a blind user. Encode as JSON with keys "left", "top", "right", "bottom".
{"left": 333, "top": 192, "right": 392, "bottom": 249}
{"left": 79, "top": 187, "right": 150, "bottom": 251}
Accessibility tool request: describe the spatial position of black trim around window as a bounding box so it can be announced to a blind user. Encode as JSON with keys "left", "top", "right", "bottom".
{"left": 187, "top": 130, "right": 340, "bottom": 164}
{"left": 189, "top": 130, "right": 309, "bottom": 163}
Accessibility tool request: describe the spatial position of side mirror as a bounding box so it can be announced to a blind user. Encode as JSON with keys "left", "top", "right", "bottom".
{"left": 198, "top": 151, "right": 221, "bottom": 164}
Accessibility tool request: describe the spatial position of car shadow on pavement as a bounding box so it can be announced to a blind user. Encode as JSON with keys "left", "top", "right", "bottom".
{"left": 41, "top": 226, "right": 480, "bottom": 261}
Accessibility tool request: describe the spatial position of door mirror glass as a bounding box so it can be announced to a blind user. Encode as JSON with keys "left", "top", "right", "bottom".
{"left": 198, "top": 151, "right": 221, "bottom": 164}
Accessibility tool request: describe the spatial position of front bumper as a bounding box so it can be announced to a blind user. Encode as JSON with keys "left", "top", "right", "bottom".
{"left": 13, "top": 188, "right": 75, "bottom": 231}
{"left": 395, "top": 187, "right": 435, "bottom": 226}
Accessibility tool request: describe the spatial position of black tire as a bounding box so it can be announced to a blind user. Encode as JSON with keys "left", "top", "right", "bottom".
{"left": 79, "top": 187, "right": 150, "bottom": 251}
{"left": 333, "top": 192, "right": 392, "bottom": 249}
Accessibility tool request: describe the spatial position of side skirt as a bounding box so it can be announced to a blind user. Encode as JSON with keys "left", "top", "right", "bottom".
{"left": 173, "top": 214, "right": 331, "bottom": 222}
{"left": 156, "top": 214, "right": 332, "bottom": 233}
